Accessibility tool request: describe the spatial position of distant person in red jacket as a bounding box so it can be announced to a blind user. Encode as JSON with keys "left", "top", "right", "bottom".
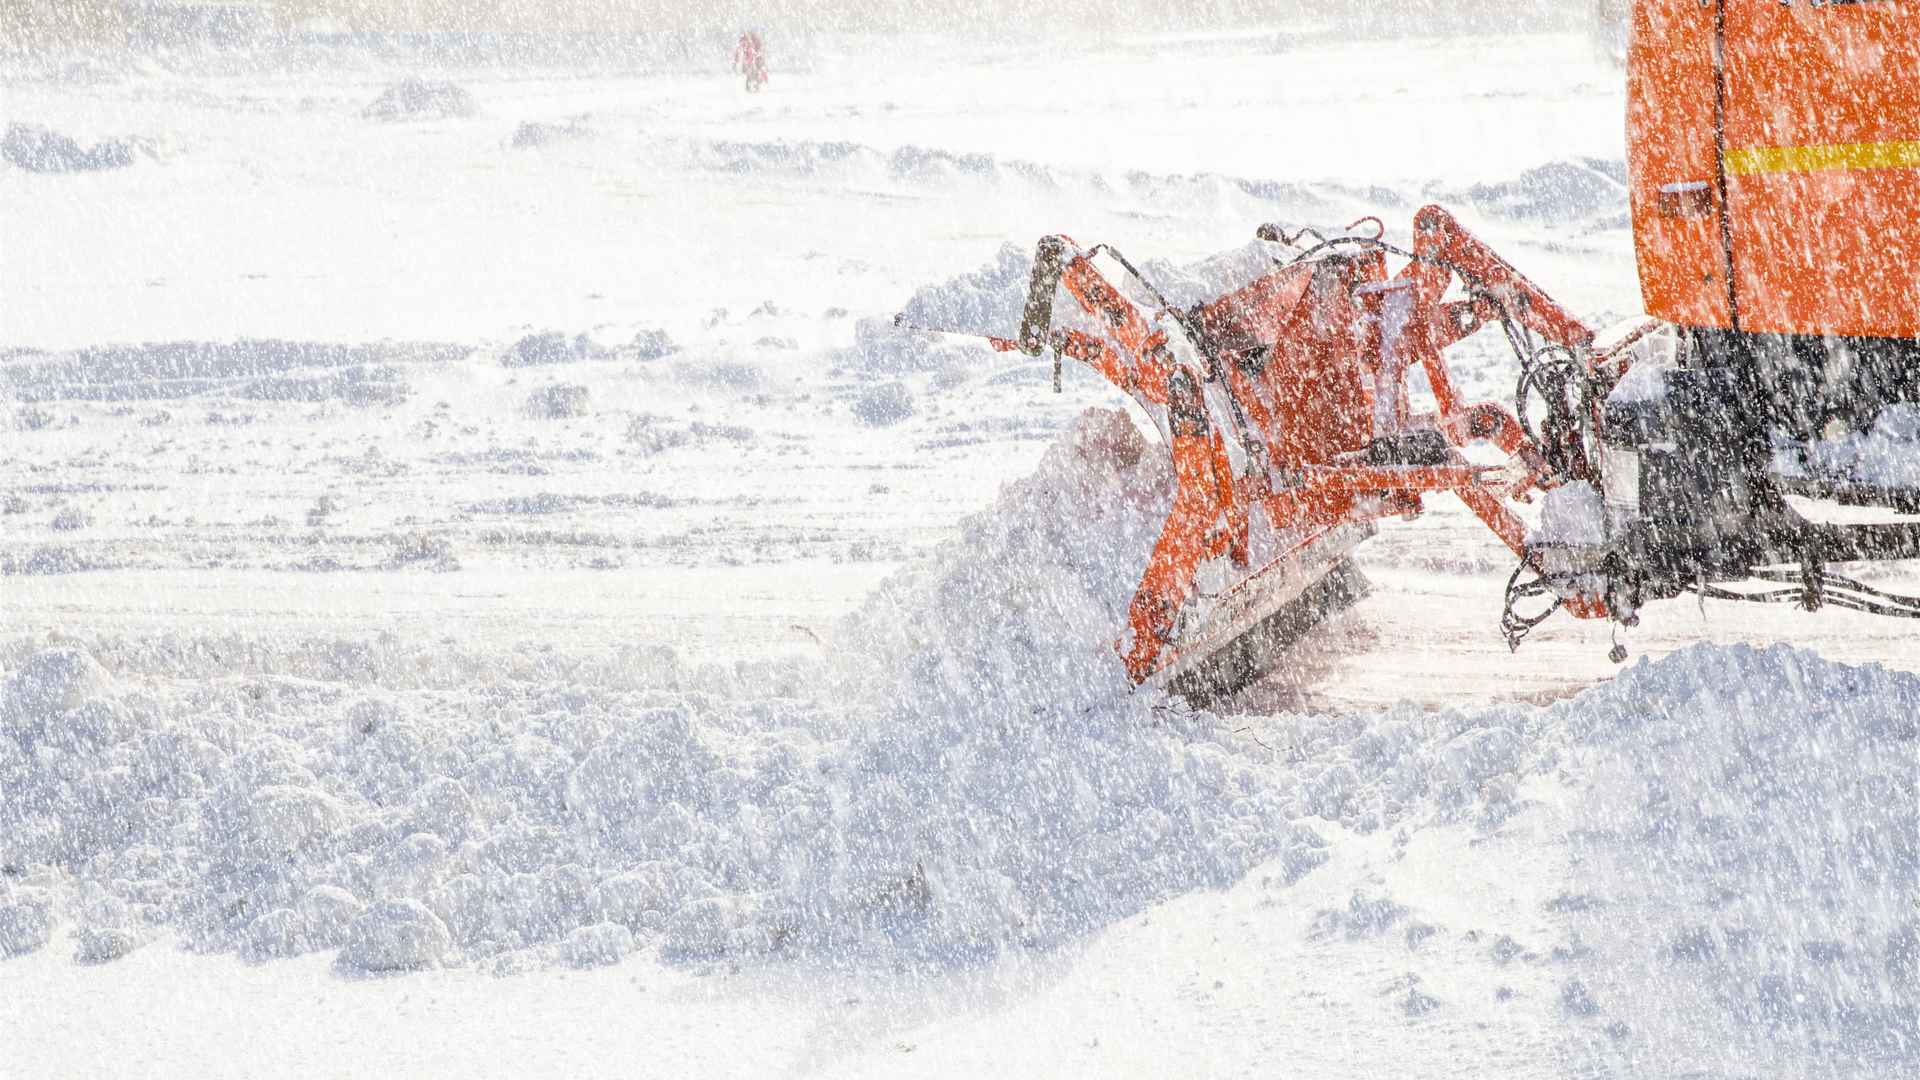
{"left": 733, "top": 31, "right": 769, "bottom": 93}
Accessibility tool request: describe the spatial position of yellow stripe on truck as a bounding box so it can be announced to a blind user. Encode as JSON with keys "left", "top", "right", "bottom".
{"left": 1724, "top": 140, "right": 1920, "bottom": 177}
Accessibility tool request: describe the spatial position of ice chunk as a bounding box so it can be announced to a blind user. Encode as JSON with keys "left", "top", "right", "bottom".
{"left": 561, "top": 923, "right": 635, "bottom": 968}
{"left": 300, "top": 886, "right": 365, "bottom": 948}
{"left": 242, "top": 908, "right": 308, "bottom": 960}
{"left": 338, "top": 899, "right": 452, "bottom": 972}
{"left": 408, "top": 778, "right": 476, "bottom": 844}
{"left": 0, "top": 887, "right": 55, "bottom": 957}
{"left": 247, "top": 786, "right": 347, "bottom": 858}
{"left": 4, "top": 646, "right": 112, "bottom": 718}
{"left": 73, "top": 925, "right": 142, "bottom": 965}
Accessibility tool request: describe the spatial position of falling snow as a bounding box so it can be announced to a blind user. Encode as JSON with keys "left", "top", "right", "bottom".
{"left": 4, "top": 5, "right": 1918, "bottom": 1079}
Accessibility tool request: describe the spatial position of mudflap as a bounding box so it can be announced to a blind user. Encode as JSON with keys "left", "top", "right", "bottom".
{"left": 1165, "top": 557, "right": 1373, "bottom": 706}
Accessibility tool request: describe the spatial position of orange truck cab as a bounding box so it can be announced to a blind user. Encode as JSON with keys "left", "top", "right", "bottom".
{"left": 1628, "top": 0, "right": 1920, "bottom": 436}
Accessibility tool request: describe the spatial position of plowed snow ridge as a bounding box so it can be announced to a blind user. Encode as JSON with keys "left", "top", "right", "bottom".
{"left": 1, "top": 411, "right": 1914, "bottom": 1065}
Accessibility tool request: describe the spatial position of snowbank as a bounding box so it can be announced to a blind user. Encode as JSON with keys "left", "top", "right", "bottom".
{"left": 362, "top": 79, "right": 479, "bottom": 122}
{"left": 510, "top": 116, "right": 593, "bottom": 150}
{"left": 2, "top": 122, "right": 147, "bottom": 173}
{"left": 891, "top": 242, "right": 1035, "bottom": 346}
{"left": 851, "top": 242, "right": 1034, "bottom": 374}
{"left": 674, "top": 136, "right": 1371, "bottom": 227}
{"left": 499, "top": 331, "right": 600, "bottom": 367}
{"left": 0, "top": 409, "right": 1314, "bottom": 969}
{"left": 1, "top": 408, "right": 1913, "bottom": 1055}
{"left": 523, "top": 383, "right": 590, "bottom": 419}
{"left": 623, "top": 414, "right": 753, "bottom": 456}
{"left": 1, "top": 340, "right": 456, "bottom": 404}
{"left": 850, "top": 381, "right": 914, "bottom": 426}
{"left": 684, "top": 139, "right": 1059, "bottom": 190}
{"left": 1453, "top": 158, "right": 1628, "bottom": 223}
{"left": 338, "top": 899, "right": 453, "bottom": 973}
{"left": 0, "top": 886, "right": 55, "bottom": 956}
{"left": 859, "top": 235, "right": 1306, "bottom": 375}
{"left": 1555, "top": 643, "right": 1919, "bottom": 1074}
{"left": 795, "top": 408, "right": 1333, "bottom": 958}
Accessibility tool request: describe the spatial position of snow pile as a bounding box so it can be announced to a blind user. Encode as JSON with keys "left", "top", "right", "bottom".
{"left": 4, "top": 647, "right": 114, "bottom": 714}
{"left": 793, "top": 408, "right": 1334, "bottom": 957}
{"left": 510, "top": 116, "right": 593, "bottom": 150}
{"left": 1134, "top": 237, "right": 1317, "bottom": 309}
{"left": 73, "top": 924, "right": 142, "bottom": 964}
{"left": 851, "top": 243, "right": 1035, "bottom": 374}
{"left": 630, "top": 329, "right": 678, "bottom": 360}
{"left": 522, "top": 384, "right": 590, "bottom": 419}
{"left": 2, "top": 340, "right": 455, "bottom": 404}
{"left": 623, "top": 414, "right": 754, "bottom": 456}
{"left": 883, "top": 236, "right": 1298, "bottom": 348}
{"left": 1554, "top": 644, "right": 1919, "bottom": 1074}
{"left": 850, "top": 381, "right": 915, "bottom": 426}
{"left": 886, "top": 144, "right": 1057, "bottom": 187}
{"left": 0, "top": 546, "right": 109, "bottom": 577}
{"left": 2, "top": 411, "right": 1914, "bottom": 1020}
{"left": 337, "top": 899, "right": 452, "bottom": 973}
{"left": 362, "top": 79, "right": 479, "bottom": 122}
{"left": 1805, "top": 404, "right": 1920, "bottom": 491}
{"left": 857, "top": 236, "right": 1304, "bottom": 376}
{"left": 672, "top": 136, "right": 1381, "bottom": 229}
{"left": 683, "top": 138, "right": 1059, "bottom": 191}
{"left": 0, "top": 885, "right": 55, "bottom": 956}
{"left": 686, "top": 138, "right": 870, "bottom": 179}
{"left": 831, "top": 408, "right": 1165, "bottom": 716}
{"left": 0, "top": 409, "right": 1326, "bottom": 969}
{"left": 2, "top": 122, "right": 147, "bottom": 173}
{"left": 1456, "top": 159, "right": 1628, "bottom": 223}
{"left": 500, "top": 331, "right": 604, "bottom": 368}
{"left": 894, "top": 242, "right": 1034, "bottom": 343}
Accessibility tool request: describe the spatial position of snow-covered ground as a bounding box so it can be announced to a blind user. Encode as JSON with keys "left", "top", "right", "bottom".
{"left": 3, "top": 27, "right": 1915, "bottom": 1079}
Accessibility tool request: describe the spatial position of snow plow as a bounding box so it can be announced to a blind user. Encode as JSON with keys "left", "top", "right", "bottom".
{"left": 904, "top": 0, "right": 1920, "bottom": 696}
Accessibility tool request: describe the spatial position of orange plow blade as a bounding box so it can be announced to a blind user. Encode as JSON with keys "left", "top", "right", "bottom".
{"left": 1147, "top": 522, "right": 1376, "bottom": 702}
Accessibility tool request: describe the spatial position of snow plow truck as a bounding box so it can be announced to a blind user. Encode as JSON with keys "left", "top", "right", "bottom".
{"left": 907, "top": 0, "right": 1920, "bottom": 698}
